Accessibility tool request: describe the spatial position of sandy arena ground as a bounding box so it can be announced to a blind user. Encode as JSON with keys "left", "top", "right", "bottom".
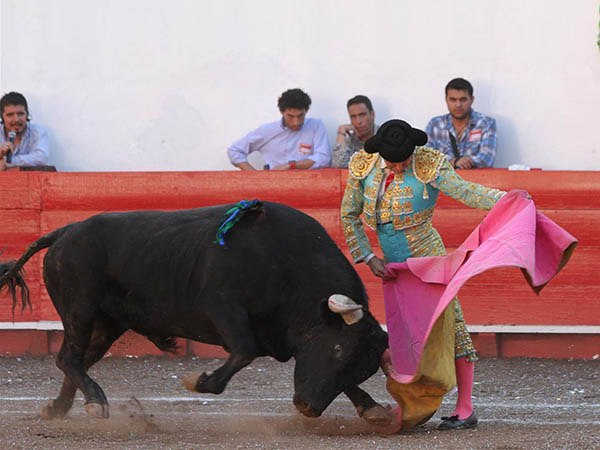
{"left": 0, "top": 355, "right": 598, "bottom": 449}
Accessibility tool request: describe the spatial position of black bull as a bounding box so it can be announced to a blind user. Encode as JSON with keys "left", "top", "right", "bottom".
{"left": 0, "top": 201, "right": 389, "bottom": 422}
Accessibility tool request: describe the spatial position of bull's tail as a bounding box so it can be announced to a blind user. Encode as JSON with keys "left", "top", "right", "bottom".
{"left": 0, "top": 225, "right": 72, "bottom": 316}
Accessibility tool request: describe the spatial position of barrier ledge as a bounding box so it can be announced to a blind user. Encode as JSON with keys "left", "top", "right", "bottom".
{"left": 2, "top": 169, "right": 598, "bottom": 211}
{"left": 39, "top": 169, "right": 343, "bottom": 211}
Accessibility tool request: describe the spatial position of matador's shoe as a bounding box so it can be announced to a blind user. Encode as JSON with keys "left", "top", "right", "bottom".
{"left": 437, "top": 412, "right": 478, "bottom": 430}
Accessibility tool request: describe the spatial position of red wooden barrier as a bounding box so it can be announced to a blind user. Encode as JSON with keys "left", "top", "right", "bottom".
{"left": 1, "top": 169, "right": 599, "bottom": 359}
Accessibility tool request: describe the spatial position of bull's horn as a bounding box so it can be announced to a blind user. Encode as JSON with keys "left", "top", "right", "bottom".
{"left": 328, "top": 294, "right": 364, "bottom": 325}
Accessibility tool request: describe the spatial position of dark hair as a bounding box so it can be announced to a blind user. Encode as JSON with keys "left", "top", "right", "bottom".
{"left": 0, "top": 91, "right": 30, "bottom": 123}
{"left": 445, "top": 78, "right": 473, "bottom": 97}
{"left": 277, "top": 88, "right": 311, "bottom": 112}
{"left": 347, "top": 95, "right": 373, "bottom": 112}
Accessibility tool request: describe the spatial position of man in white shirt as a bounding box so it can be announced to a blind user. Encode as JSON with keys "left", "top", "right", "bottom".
{"left": 227, "top": 88, "right": 331, "bottom": 170}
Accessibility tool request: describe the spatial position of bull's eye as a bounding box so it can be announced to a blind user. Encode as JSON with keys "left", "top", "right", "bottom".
{"left": 333, "top": 344, "right": 343, "bottom": 359}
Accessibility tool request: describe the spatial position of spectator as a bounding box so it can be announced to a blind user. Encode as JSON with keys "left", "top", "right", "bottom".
{"left": 227, "top": 88, "right": 331, "bottom": 170}
{"left": 0, "top": 91, "right": 49, "bottom": 171}
{"left": 425, "top": 78, "right": 496, "bottom": 169}
{"left": 332, "top": 95, "right": 377, "bottom": 168}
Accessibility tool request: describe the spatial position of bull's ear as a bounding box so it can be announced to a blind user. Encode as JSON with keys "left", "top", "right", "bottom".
{"left": 327, "top": 294, "right": 364, "bottom": 325}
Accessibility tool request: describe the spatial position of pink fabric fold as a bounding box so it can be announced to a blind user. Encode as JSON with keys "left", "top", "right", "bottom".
{"left": 383, "top": 190, "right": 578, "bottom": 383}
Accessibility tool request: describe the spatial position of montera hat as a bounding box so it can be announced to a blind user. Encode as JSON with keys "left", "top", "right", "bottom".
{"left": 364, "top": 119, "right": 428, "bottom": 162}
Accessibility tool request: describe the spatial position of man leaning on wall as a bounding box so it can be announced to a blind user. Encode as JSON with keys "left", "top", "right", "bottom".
{"left": 0, "top": 91, "right": 51, "bottom": 172}
{"left": 227, "top": 88, "right": 331, "bottom": 170}
{"left": 332, "top": 95, "right": 378, "bottom": 169}
{"left": 425, "top": 78, "right": 496, "bottom": 169}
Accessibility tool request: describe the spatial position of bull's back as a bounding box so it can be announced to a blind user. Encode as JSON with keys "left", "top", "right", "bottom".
{"left": 42, "top": 202, "right": 366, "bottom": 334}
{"left": 101, "top": 202, "right": 365, "bottom": 307}
{"left": 213, "top": 202, "right": 368, "bottom": 307}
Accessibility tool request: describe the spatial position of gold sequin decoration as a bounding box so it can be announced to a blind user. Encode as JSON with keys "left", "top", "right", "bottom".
{"left": 392, "top": 185, "right": 414, "bottom": 198}
{"left": 349, "top": 150, "right": 379, "bottom": 179}
{"left": 435, "top": 161, "right": 507, "bottom": 211}
{"left": 454, "top": 300, "right": 478, "bottom": 361}
{"left": 365, "top": 185, "right": 378, "bottom": 200}
{"left": 373, "top": 170, "right": 383, "bottom": 183}
{"left": 412, "top": 147, "right": 445, "bottom": 200}
{"left": 393, "top": 172, "right": 405, "bottom": 184}
{"left": 392, "top": 200, "right": 413, "bottom": 215}
{"left": 413, "top": 147, "right": 446, "bottom": 183}
{"left": 363, "top": 213, "right": 376, "bottom": 230}
{"left": 392, "top": 206, "right": 434, "bottom": 230}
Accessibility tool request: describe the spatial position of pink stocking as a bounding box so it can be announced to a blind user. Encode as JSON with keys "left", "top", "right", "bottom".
{"left": 451, "top": 357, "right": 474, "bottom": 419}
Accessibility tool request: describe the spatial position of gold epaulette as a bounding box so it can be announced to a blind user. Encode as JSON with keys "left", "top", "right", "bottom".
{"left": 349, "top": 150, "right": 378, "bottom": 179}
{"left": 413, "top": 147, "right": 446, "bottom": 184}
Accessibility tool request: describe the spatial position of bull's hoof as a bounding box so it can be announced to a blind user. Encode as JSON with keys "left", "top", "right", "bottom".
{"left": 360, "top": 404, "right": 395, "bottom": 427}
{"left": 369, "top": 406, "right": 403, "bottom": 435}
{"left": 41, "top": 400, "right": 68, "bottom": 420}
{"left": 183, "top": 371, "right": 224, "bottom": 394}
{"left": 183, "top": 371, "right": 209, "bottom": 392}
{"left": 84, "top": 402, "right": 109, "bottom": 419}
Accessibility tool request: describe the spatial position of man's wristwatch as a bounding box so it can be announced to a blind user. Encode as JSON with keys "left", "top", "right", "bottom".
{"left": 288, "top": 160, "right": 296, "bottom": 170}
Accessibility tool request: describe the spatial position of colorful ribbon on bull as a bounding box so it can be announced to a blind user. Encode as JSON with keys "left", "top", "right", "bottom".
{"left": 215, "top": 199, "right": 262, "bottom": 248}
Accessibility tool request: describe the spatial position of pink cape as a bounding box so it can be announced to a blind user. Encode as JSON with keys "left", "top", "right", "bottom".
{"left": 383, "top": 190, "right": 578, "bottom": 383}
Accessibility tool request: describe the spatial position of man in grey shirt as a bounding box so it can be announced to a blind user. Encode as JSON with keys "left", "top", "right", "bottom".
{"left": 332, "top": 95, "right": 377, "bottom": 168}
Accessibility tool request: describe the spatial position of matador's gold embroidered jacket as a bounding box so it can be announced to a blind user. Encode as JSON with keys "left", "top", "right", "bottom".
{"left": 341, "top": 147, "right": 506, "bottom": 263}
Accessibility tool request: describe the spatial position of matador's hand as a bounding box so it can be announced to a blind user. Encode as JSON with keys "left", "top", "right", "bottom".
{"left": 367, "top": 257, "right": 387, "bottom": 278}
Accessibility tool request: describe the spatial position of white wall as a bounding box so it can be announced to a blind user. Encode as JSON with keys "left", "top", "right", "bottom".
{"left": 1, "top": 0, "right": 599, "bottom": 171}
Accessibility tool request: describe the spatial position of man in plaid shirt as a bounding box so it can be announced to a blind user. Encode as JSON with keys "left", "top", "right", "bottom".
{"left": 425, "top": 78, "right": 496, "bottom": 169}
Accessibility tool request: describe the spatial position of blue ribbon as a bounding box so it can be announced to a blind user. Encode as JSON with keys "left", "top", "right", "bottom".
{"left": 215, "top": 199, "right": 261, "bottom": 248}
